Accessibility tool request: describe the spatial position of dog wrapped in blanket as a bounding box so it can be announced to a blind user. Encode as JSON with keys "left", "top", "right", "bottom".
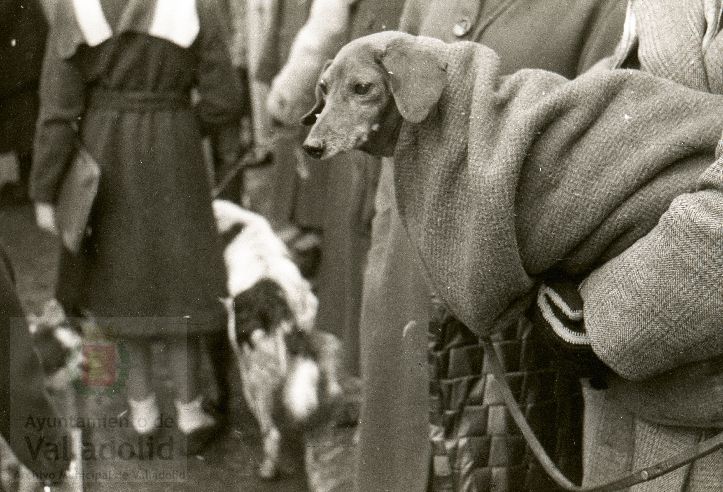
{"left": 213, "top": 199, "right": 343, "bottom": 479}
{"left": 301, "top": 31, "right": 723, "bottom": 375}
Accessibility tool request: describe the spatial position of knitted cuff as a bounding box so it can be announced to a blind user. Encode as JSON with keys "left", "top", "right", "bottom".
{"left": 531, "top": 280, "right": 609, "bottom": 385}
{"left": 536, "top": 281, "right": 589, "bottom": 350}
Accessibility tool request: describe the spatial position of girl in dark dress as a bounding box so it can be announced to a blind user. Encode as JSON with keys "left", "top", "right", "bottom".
{"left": 31, "top": 0, "right": 242, "bottom": 447}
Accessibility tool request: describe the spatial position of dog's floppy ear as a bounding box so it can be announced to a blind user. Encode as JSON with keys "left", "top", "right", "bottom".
{"left": 301, "top": 59, "right": 334, "bottom": 126}
{"left": 380, "top": 38, "right": 447, "bottom": 124}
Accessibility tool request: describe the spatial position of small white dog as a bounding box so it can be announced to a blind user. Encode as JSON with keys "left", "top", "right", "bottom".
{"left": 213, "top": 200, "right": 342, "bottom": 479}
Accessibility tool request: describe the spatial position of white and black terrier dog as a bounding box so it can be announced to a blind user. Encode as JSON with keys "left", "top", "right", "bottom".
{"left": 27, "top": 300, "right": 84, "bottom": 396}
{"left": 213, "top": 200, "right": 342, "bottom": 479}
{"left": 0, "top": 299, "right": 83, "bottom": 492}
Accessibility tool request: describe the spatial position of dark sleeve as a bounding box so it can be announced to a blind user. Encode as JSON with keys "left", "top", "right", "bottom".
{"left": 194, "top": 0, "right": 244, "bottom": 134}
{"left": 29, "top": 3, "right": 84, "bottom": 204}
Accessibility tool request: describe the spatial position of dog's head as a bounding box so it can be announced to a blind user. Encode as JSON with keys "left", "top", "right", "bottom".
{"left": 231, "top": 278, "right": 296, "bottom": 347}
{"left": 301, "top": 32, "right": 448, "bottom": 159}
{"left": 229, "top": 279, "right": 337, "bottom": 427}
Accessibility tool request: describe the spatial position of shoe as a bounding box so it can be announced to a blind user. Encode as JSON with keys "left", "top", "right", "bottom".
{"left": 120, "top": 418, "right": 162, "bottom": 452}
{"left": 178, "top": 420, "right": 221, "bottom": 456}
{"left": 202, "top": 396, "right": 229, "bottom": 430}
{"left": 175, "top": 397, "right": 222, "bottom": 455}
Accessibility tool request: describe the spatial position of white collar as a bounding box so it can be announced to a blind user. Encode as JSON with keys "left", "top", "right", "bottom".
{"left": 70, "top": 0, "right": 199, "bottom": 49}
{"left": 148, "top": 0, "right": 199, "bottom": 49}
{"left": 71, "top": 0, "right": 112, "bottom": 47}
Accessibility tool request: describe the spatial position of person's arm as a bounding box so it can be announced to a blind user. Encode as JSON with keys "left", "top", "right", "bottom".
{"left": 195, "top": 0, "right": 245, "bottom": 169}
{"left": 540, "top": 11, "right": 723, "bottom": 381}
{"left": 266, "top": 0, "right": 353, "bottom": 125}
{"left": 30, "top": 1, "right": 84, "bottom": 210}
{"left": 195, "top": 0, "right": 244, "bottom": 133}
{"left": 580, "top": 144, "right": 723, "bottom": 381}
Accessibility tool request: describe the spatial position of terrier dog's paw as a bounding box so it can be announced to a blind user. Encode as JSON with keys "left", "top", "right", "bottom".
{"left": 258, "top": 458, "right": 279, "bottom": 480}
{"left": 258, "top": 427, "right": 281, "bottom": 480}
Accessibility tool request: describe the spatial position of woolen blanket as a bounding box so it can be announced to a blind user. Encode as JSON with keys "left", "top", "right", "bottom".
{"left": 393, "top": 38, "right": 723, "bottom": 353}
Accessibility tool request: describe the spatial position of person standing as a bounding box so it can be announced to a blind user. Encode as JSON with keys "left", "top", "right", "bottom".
{"left": 356, "top": 0, "right": 627, "bottom": 490}
{"left": 31, "top": 0, "right": 242, "bottom": 451}
{"left": 0, "top": 0, "right": 47, "bottom": 205}
{"left": 387, "top": 0, "right": 723, "bottom": 490}
{"left": 538, "top": 2, "right": 723, "bottom": 489}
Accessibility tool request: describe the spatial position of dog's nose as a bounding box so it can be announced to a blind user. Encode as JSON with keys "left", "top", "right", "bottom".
{"left": 302, "top": 141, "right": 326, "bottom": 159}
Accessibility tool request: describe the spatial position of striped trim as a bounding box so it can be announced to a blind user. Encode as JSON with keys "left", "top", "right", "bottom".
{"left": 541, "top": 285, "right": 583, "bottom": 320}
{"left": 71, "top": 0, "right": 113, "bottom": 47}
{"left": 537, "top": 286, "right": 590, "bottom": 346}
{"left": 149, "top": 0, "right": 200, "bottom": 48}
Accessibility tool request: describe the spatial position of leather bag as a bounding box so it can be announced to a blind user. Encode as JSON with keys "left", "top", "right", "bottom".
{"left": 55, "top": 146, "right": 100, "bottom": 253}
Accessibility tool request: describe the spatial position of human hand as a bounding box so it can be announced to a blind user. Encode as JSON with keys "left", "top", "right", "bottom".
{"left": 34, "top": 203, "right": 58, "bottom": 235}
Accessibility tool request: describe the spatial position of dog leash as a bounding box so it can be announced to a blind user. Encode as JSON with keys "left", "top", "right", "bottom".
{"left": 480, "top": 336, "right": 723, "bottom": 491}
{"left": 211, "top": 148, "right": 273, "bottom": 199}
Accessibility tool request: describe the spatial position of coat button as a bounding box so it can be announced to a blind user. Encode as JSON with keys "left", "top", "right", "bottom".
{"left": 453, "top": 18, "right": 471, "bottom": 37}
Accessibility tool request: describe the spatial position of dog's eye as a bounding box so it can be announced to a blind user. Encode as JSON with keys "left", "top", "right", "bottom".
{"left": 319, "top": 80, "right": 328, "bottom": 94}
{"left": 353, "top": 82, "right": 372, "bottom": 95}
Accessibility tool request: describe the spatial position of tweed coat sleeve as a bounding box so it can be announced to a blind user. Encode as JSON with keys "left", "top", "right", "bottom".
{"left": 193, "top": 0, "right": 244, "bottom": 134}
{"left": 581, "top": 139, "right": 723, "bottom": 381}
{"left": 29, "top": 1, "right": 84, "bottom": 204}
{"left": 573, "top": 0, "right": 723, "bottom": 381}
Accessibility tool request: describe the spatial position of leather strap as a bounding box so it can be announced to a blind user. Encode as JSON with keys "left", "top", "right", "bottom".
{"left": 481, "top": 336, "right": 723, "bottom": 491}
{"left": 212, "top": 149, "right": 272, "bottom": 199}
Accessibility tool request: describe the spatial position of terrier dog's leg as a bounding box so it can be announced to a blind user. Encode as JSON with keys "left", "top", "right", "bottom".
{"left": 239, "top": 362, "right": 282, "bottom": 479}
{"left": 259, "top": 426, "right": 281, "bottom": 479}
{"left": 206, "top": 332, "right": 232, "bottom": 415}
{"left": 311, "top": 331, "right": 343, "bottom": 399}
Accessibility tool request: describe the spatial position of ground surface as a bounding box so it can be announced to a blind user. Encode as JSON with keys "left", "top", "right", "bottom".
{"left": 0, "top": 204, "right": 356, "bottom": 492}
